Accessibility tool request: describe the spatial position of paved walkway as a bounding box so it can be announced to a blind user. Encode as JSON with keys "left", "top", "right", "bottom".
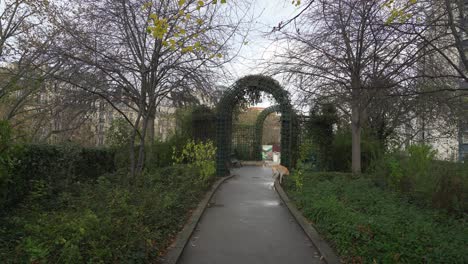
{"left": 178, "top": 166, "right": 324, "bottom": 264}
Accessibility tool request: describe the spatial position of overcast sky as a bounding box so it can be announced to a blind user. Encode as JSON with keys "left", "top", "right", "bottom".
{"left": 225, "top": 0, "right": 300, "bottom": 107}
{"left": 227, "top": 0, "right": 297, "bottom": 77}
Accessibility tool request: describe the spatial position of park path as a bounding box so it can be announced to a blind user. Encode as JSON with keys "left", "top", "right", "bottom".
{"left": 178, "top": 166, "right": 324, "bottom": 264}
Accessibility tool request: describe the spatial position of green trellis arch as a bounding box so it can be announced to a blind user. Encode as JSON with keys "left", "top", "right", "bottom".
{"left": 216, "top": 75, "right": 293, "bottom": 176}
{"left": 253, "top": 105, "right": 281, "bottom": 161}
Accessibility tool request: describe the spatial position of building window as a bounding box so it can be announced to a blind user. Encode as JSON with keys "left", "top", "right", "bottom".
{"left": 463, "top": 131, "right": 468, "bottom": 144}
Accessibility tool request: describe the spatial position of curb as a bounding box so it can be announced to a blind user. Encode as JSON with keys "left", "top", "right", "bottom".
{"left": 161, "top": 175, "right": 234, "bottom": 264}
{"left": 275, "top": 180, "right": 341, "bottom": 264}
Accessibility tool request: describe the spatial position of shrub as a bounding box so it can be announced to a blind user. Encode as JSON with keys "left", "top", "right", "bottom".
{"left": 232, "top": 144, "right": 252, "bottom": 160}
{"left": 370, "top": 144, "right": 467, "bottom": 214}
{"left": 306, "top": 103, "right": 338, "bottom": 170}
{"left": 145, "top": 134, "right": 189, "bottom": 171}
{"left": 284, "top": 172, "right": 467, "bottom": 263}
{"left": 106, "top": 118, "right": 134, "bottom": 148}
{"left": 0, "top": 121, "right": 14, "bottom": 209}
{"left": 0, "top": 164, "right": 211, "bottom": 263}
{"left": 173, "top": 140, "right": 216, "bottom": 184}
{"left": 330, "top": 129, "right": 352, "bottom": 172}
{"left": 331, "top": 128, "right": 383, "bottom": 172}
{"left": 1, "top": 144, "right": 115, "bottom": 210}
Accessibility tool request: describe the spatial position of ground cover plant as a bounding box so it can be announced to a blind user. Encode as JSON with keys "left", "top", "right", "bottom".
{"left": 370, "top": 144, "right": 468, "bottom": 214}
{"left": 0, "top": 139, "right": 217, "bottom": 263}
{"left": 0, "top": 165, "right": 214, "bottom": 263}
{"left": 284, "top": 171, "right": 467, "bottom": 263}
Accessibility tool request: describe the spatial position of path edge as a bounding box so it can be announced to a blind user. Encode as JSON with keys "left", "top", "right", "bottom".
{"left": 162, "top": 174, "right": 234, "bottom": 264}
{"left": 275, "top": 180, "right": 341, "bottom": 264}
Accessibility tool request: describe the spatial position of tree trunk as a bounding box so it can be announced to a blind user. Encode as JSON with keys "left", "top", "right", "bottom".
{"left": 135, "top": 113, "right": 150, "bottom": 177}
{"left": 351, "top": 102, "right": 362, "bottom": 174}
{"left": 129, "top": 126, "right": 138, "bottom": 183}
{"left": 147, "top": 107, "right": 156, "bottom": 143}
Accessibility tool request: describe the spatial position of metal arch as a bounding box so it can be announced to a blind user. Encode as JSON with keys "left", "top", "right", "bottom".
{"left": 216, "top": 75, "right": 294, "bottom": 176}
{"left": 253, "top": 105, "right": 281, "bottom": 161}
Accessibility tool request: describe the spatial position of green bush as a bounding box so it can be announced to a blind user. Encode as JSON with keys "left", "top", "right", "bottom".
{"left": 0, "top": 164, "right": 212, "bottom": 263}
{"left": 173, "top": 140, "right": 216, "bottom": 184}
{"left": 106, "top": 118, "right": 134, "bottom": 148}
{"left": 371, "top": 144, "right": 467, "bottom": 213}
{"left": 113, "top": 131, "right": 192, "bottom": 173}
{"left": 330, "top": 129, "right": 352, "bottom": 172}
{"left": 284, "top": 172, "right": 467, "bottom": 263}
{"left": 145, "top": 134, "right": 189, "bottom": 171}
{"left": 330, "top": 128, "right": 383, "bottom": 172}
{"left": 232, "top": 144, "right": 252, "bottom": 160}
{"left": 143, "top": 106, "right": 201, "bottom": 172}
{"left": 306, "top": 103, "right": 338, "bottom": 170}
{"left": 0, "top": 121, "right": 14, "bottom": 209}
{"left": 1, "top": 144, "right": 115, "bottom": 210}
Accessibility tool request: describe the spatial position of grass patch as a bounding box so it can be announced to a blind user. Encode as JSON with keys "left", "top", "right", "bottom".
{"left": 0, "top": 165, "right": 214, "bottom": 263}
{"left": 284, "top": 172, "right": 467, "bottom": 263}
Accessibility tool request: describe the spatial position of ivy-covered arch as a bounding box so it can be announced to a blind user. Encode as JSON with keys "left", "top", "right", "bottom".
{"left": 253, "top": 105, "right": 281, "bottom": 161}
{"left": 216, "top": 75, "right": 293, "bottom": 176}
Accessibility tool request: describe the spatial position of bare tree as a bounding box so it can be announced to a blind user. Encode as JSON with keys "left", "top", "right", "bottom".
{"left": 43, "top": 0, "right": 250, "bottom": 178}
{"left": 268, "top": 0, "right": 450, "bottom": 173}
{"left": 0, "top": 0, "right": 57, "bottom": 118}
{"left": 444, "top": 0, "right": 468, "bottom": 76}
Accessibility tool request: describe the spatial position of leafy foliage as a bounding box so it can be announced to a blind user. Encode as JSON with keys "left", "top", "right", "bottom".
{"left": 0, "top": 121, "right": 15, "bottom": 209}
{"left": 384, "top": 0, "right": 417, "bottom": 24}
{"left": 173, "top": 140, "right": 216, "bottom": 183}
{"left": 284, "top": 172, "right": 467, "bottom": 263}
{"left": 330, "top": 127, "right": 383, "bottom": 173}
{"left": 1, "top": 144, "right": 115, "bottom": 210}
{"left": 370, "top": 144, "right": 467, "bottom": 214}
{"left": 146, "top": 0, "right": 227, "bottom": 58}
{"left": 144, "top": 135, "right": 185, "bottom": 171}
{"left": 306, "top": 103, "right": 338, "bottom": 170}
{"left": 106, "top": 118, "right": 134, "bottom": 148}
{"left": 0, "top": 165, "right": 212, "bottom": 263}
{"left": 191, "top": 105, "right": 216, "bottom": 142}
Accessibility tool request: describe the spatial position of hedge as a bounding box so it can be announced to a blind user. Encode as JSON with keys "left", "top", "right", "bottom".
{"left": 1, "top": 144, "right": 115, "bottom": 210}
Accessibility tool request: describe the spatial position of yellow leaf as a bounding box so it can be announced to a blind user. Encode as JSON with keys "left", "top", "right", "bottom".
{"left": 178, "top": 0, "right": 185, "bottom": 7}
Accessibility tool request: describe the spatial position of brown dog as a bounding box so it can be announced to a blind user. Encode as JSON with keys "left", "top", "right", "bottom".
{"left": 271, "top": 164, "right": 289, "bottom": 184}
